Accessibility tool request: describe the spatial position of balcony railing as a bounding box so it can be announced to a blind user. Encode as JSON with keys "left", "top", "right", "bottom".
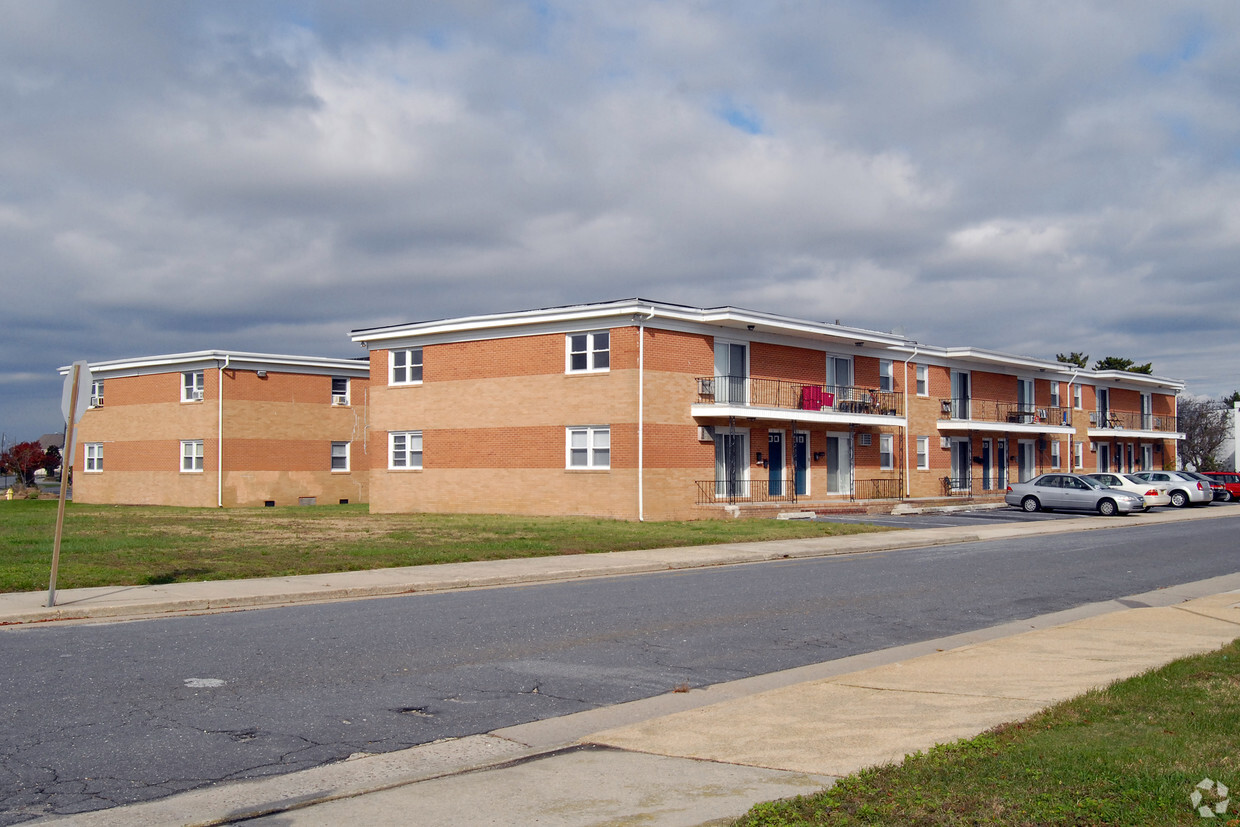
{"left": 940, "top": 475, "right": 1011, "bottom": 497}
{"left": 938, "top": 398, "right": 1071, "bottom": 427}
{"left": 1090, "top": 410, "right": 1178, "bottom": 433}
{"left": 697, "top": 376, "right": 903, "bottom": 417}
{"left": 694, "top": 477, "right": 903, "bottom": 505}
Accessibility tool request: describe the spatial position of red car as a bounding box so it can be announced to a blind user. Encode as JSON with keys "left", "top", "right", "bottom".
{"left": 1201, "top": 472, "right": 1240, "bottom": 502}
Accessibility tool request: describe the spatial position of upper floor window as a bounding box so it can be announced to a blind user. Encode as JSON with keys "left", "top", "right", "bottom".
{"left": 182, "top": 371, "right": 204, "bottom": 402}
{"left": 390, "top": 348, "right": 423, "bottom": 385}
{"left": 879, "top": 360, "right": 894, "bottom": 393}
{"left": 567, "top": 331, "right": 609, "bottom": 373}
{"left": 331, "top": 377, "right": 350, "bottom": 406}
{"left": 915, "top": 365, "right": 928, "bottom": 396}
{"left": 389, "top": 431, "right": 423, "bottom": 469}
{"left": 826, "top": 356, "right": 852, "bottom": 388}
{"left": 1073, "top": 383, "right": 1083, "bottom": 410}
{"left": 567, "top": 426, "right": 610, "bottom": 469}
{"left": 1050, "top": 381, "right": 1061, "bottom": 407}
{"left": 84, "top": 443, "right": 103, "bottom": 472}
{"left": 89, "top": 380, "right": 104, "bottom": 408}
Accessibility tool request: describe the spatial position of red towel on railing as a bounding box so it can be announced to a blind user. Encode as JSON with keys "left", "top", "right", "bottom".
{"left": 800, "top": 386, "right": 823, "bottom": 410}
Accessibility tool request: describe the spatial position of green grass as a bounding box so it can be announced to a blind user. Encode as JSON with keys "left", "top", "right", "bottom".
{"left": 734, "top": 639, "right": 1240, "bottom": 826}
{"left": 0, "top": 500, "right": 892, "bottom": 593}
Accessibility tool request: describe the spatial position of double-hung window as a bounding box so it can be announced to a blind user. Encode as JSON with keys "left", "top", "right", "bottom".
{"left": 390, "top": 348, "right": 423, "bottom": 385}
{"left": 181, "top": 440, "right": 204, "bottom": 472}
{"left": 1050, "top": 381, "right": 1061, "bottom": 408}
{"left": 567, "top": 331, "right": 609, "bottom": 373}
{"left": 89, "top": 380, "right": 104, "bottom": 408}
{"left": 915, "top": 365, "right": 928, "bottom": 396}
{"left": 567, "top": 426, "right": 610, "bottom": 469}
{"left": 916, "top": 436, "right": 929, "bottom": 470}
{"left": 1074, "top": 442, "right": 1084, "bottom": 469}
{"left": 389, "top": 431, "right": 423, "bottom": 469}
{"left": 879, "top": 360, "right": 894, "bottom": 393}
{"left": 182, "top": 371, "right": 205, "bottom": 402}
{"left": 1074, "top": 384, "right": 1083, "bottom": 410}
{"left": 84, "top": 443, "right": 103, "bottom": 472}
{"left": 879, "top": 434, "right": 894, "bottom": 470}
{"left": 1051, "top": 440, "right": 1061, "bottom": 469}
{"left": 331, "top": 441, "right": 350, "bottom": 472}
{"left": 331, "top": 377, "right": 350, "bottom": 405}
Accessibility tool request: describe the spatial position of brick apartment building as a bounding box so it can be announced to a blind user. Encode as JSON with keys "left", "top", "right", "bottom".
{"left": 63, "top": 351, "right": 370, "bottom": 508}
{"left": 349, "top": 299, "right": 1185, "bottom": 520}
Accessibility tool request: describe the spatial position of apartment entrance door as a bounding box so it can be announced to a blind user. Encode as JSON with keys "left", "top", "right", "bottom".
{"left": 1018, "top": 440, "right": 1036, "bottom": 482}
{"left": 768, "top": 431, "right": 785, "bottom": 497}
{"left": 793, "top": 432, "right": 810, "bottom": 497}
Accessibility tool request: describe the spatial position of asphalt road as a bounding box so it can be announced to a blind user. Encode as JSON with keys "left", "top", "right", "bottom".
{"left": 2, "top": 514, "right": 1239, "bottom": 823}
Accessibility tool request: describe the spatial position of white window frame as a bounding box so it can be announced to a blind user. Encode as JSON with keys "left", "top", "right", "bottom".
{"left": 879, "top": 433, "right": 894, "bottom": 470}
{"left": 390, "top": 348, "right": 424, "bottom": 386}
{"left": 331, "top": 377, "right": 350, "bottom": 406}
{"left": 84, "top": 443, "right": 103, "bottom": 472}
{"left": 89, "top": 380, "right": 104, "bottom": 408}
{"left": 182, "top": 371, "right": 205, "bottom": 402}
{"left": 566, "top": 331, "right": 610, "bottom": 374}
{"left": 1051, "top": 440, "right": 1061, "bottom": 469}
{"left": 180, "top": 440, "right": 204, "bottom": 473}
{"left": 567, "top": 425, "right": 610, "bottom": 469}
{"left": 331, "top": 441, "right": 350, "bottom": 472}
{"left": 1074, "top": 441, "right": 1084, "bottom": 469}
{"left": 1074, "top": 383, "right": 1083, "bottom": 410}
{"left": 1050, "top": 381, "right": 1061, "bottom": 408}
{"left": 916, "top": 436, "right": 929, "bottom": 470}
{"left": 879, "top": 360, "right": 894, "bottom": 393}
{"left": 389, "top": 431, "right": 423, "bottom": 470}
{"left": 915, "top": 365, "right": 928, "bottom": 397}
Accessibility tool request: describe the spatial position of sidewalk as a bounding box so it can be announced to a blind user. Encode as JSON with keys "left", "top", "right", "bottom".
{"left": 17, "top": 507, "right": 1240, "bottom": 826}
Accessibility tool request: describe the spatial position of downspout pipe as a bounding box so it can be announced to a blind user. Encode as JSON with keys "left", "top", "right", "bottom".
{"left": 218, "top": 354, "right": 229, "bottom": 508}
{"left": 637, "top": 309, "right": 655, "bottom": 521}
{"left": 1066, "top": 369, "right": 1080, "bottom": 470}
{"left": 901, "top": 344, "right": 918, "bottom": 498}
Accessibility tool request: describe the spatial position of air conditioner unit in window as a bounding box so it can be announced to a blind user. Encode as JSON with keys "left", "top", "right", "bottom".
{"left": 697, "top": 426, "right": 714, "bottom": 442}
{"left": 1089, "top": 441, "right": 1097, "bottom": 452}
{"left": 89, "top": 396, "right": 103, "bottom": 408}
{"left": 858, "top": 433, "right": 872, "bottom": 447}
{"left": 192, "top": 390, "right": 204, "bottom": 401}
{"left": 332, "top": 395, "right": 348, "bottom": 406}
{"left": 940, "top": 437, "right": 950, "bottom": 449}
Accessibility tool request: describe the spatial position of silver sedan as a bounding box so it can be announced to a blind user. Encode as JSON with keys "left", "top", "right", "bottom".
{"left": 1005, "top": 473, "right": 1146, "bottom": 516}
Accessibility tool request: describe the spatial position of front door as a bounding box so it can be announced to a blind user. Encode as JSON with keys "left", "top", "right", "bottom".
{"left": 1097, "top": 442, "right": 1110, "bottom": 473}
{"left": 715, "top": 431, "right": 748, "bottom": 499}
{"left": 981, "top": 439, "right": 992, "bottom": 491}
{"left": 793, "top": 432, "right": 810, "bottom": 497}
{"left": 768, "top": 431, "right": 784, "bottom": 497}
{"left": 951, "top": 438, "right": 971, "bottom": 491}
{"left": 826, "top": 433, "right": 851, "bottom": 495}
{"left": 996, "top": 439, "right": 1008, "bottom": 489}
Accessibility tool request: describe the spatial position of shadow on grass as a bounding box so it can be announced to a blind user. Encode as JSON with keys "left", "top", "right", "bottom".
{"left": 142, "top": 568, "right": 213, "bottom": 585}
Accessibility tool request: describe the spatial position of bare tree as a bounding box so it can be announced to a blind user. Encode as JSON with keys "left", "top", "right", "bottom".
{"left": 1177, "top": 396, "right": 1232, "bottom": 471}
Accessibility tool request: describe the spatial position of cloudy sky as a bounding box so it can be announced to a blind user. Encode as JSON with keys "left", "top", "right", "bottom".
{"left": 3, "top": 1, "right": 1239, "bottom": 442}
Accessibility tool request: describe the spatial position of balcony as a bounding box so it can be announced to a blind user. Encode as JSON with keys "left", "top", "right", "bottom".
{"left": 937, "top": 398, "right": 1073, "bottom": 433}
{"left": 695, "top": 376, "right": 904, "bottom": 421}
{"left": 1089, "top": 410, "right": 1179, "bottom": 434}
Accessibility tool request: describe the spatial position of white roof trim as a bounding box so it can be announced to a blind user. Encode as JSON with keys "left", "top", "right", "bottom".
{"left": 59, "top": 351, "right": 370, "bottom": 377}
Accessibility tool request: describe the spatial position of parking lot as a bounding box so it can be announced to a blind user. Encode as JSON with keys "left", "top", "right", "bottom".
{"left": 817, "top": 499, "right": 1240, "bottom": 529}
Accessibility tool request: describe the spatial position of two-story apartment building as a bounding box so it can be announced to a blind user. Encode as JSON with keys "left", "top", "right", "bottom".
{"left": 63, "top": 351, "right": 370, "bottom": 508}
{"left": 350, "top": 299, "right": 1185, "bottom": 520}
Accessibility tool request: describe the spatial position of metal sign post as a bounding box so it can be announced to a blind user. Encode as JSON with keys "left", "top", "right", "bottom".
{"left": 48, "top": 360, "right": 91, "bottom": 608}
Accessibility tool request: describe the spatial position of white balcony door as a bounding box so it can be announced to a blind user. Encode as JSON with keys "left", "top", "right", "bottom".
{"left": 950, "top": 370, "right": 970, "bottom": 419}
{"left": 826, "top": 433, "right": 852, "bottom": 495}
{"left": 1018, "top": 440, "right": 1036, "bottom": 482}
{"left": 715, "top": 430, "right": 749, "bottom": 498}
{"left": 714, "top": 341, "right": 748, "bottom": 404}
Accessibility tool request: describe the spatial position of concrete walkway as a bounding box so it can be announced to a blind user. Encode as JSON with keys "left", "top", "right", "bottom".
{"left": 14, "top": 506, "right": 1240, "bottom": 826}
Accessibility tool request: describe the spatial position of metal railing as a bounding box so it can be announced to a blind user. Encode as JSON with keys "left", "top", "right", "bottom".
{"left": 697, "top": 377, "right": 903, "bottom": 417}
{"left": 1090, "top": 410, "right": 1177, "bottom": 432}
{"left": 940, "top": 475, "right": 1012, "bottom": 497}
{"left": 695, "top": 477, "right": 904, "bottom": 505}
{"left": 938, "top": 398, "right": 1072, "bottom": 427}
{"left": 851, "top": 478, "right": 902, "bottom": 501}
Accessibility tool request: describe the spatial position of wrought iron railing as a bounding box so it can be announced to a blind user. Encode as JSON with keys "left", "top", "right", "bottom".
{"left": 938, "top": 398, "right": 1072, "bottom": 427}
{"left": 1090, "top": 410, "right": 1177, "bottom": 432}
{"left": 940, "top": 475, "right": 1013, "bottom": 497}
{"left": 851, "top": 478, "right": 902, "bottom": 501}
{"left": 695, "top": 479, "right": 799, "bottom": 504}
{"left": 697, "top": 376, "right": 903, "bottom": 417}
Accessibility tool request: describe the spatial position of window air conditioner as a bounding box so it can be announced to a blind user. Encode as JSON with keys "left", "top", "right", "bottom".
{"left": 858, "top": 433, "right": 872, "bottom": 447}
{"left": 698, "top": 426, "right": 714, "bottom": 442}
{"left": 1089, "top": 441, "right": 1097, "bottom": 452}
{"left": 332, "top": 395, "right": 348, "bottom": 406}
{"left": 192, "top": 389, "right": 204, "bottom": 401}
{"left": 940, "top": 437, "right": 950, "bottom": 449}
{"left": 89, "top": 396, "right": 103, "bottom": 408}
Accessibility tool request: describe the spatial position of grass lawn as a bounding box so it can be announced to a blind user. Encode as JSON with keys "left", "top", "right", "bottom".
{"left": 734, "top": 638, "right": 1240, "bottom": 826}
{"left": 0, "top": 500, "right": 892, "bottom": 593}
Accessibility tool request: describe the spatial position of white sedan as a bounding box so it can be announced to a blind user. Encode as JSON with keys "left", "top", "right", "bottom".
{"left": 1084, "top": 473, "right": 1171, "bottom": 511}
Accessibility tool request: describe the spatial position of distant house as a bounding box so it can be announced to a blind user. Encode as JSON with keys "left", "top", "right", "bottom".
{"left": 61, "top": 351, "right": 369, "bottom": 507}
{"left": 349, "top": 298, "right": 1187, "bottom": 520}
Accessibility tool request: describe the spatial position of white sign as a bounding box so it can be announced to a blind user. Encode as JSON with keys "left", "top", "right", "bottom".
{"left": 61, "top": 360, "right": 92, "bottom": 425}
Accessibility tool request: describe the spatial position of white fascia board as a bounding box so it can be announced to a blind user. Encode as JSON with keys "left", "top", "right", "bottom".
{"left": 351, "top": 298, "right": 911, "bottom": 351}
{"left": 936, "top": 420, "right": 1075, "bottom": 436}
{"left": 896, "top": 345, "right": 1185, "bottom": 392}
{"left": 59, "top": 351, "right": 369, "bottom": 378}
{"left": 1089, "top": 370, "right": 1185, "bottom": 393}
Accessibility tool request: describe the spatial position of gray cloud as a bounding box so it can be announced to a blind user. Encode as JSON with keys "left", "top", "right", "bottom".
{"left": 4, "top": 0, "right": 1240, "bottom": 441}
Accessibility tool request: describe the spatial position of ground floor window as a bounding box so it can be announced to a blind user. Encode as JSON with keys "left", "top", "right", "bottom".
{"left": 84, "top": 443, "right": 103, "bottom": 472}
{"left": 389, "top": 431, "right": 422, "bottom": 469}
{"left": 879, "top": 434, "right": 894, "bottom": 470}
{"left": 181, "top": 440, "right": 204, "bottom": 473}
{"left": 916, "top": 436, "right": 929, "bottom": 470}
{"left": 567, "top": 426, "right": 610, "bottom": 469}
{"left": 331, "top": 441, "right": 349, "bottom": 472}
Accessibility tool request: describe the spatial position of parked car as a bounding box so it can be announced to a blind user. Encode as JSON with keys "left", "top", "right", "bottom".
{"left": 1129, "top": 471, "right": 1213, "bottom": 507}
{"left": 1083, "top": 473, "right": 1171, "bottom": 511}
{"left": 1201, "top": 471, "right": 1240, "bottom": 502}
{"left": 1180, "top": 471, "right": 1230, "bottom": 502}
{"left": 1005, "top": 473, "right": 1146, "bottom": 516}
